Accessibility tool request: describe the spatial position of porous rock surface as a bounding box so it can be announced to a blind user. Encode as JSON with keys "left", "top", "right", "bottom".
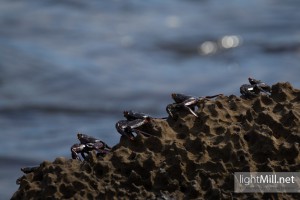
{"left": 12, "top": 82, "right": 300, "bottom": 199}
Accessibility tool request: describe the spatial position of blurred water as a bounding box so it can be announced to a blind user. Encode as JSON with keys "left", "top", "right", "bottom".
{"left": 1, "top": 0, "right": 300, "bottom": 198}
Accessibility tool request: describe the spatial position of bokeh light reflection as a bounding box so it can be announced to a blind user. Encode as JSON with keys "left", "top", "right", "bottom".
{"left": 221, "top": 35, "right": 242, "bottom": 49}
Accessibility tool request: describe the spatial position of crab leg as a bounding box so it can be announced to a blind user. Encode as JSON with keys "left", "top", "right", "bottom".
{"left": 255, "top": 85, "right": 270, "bottom": 94}
{"left": 133, "top": 128, "right": 153, "bottom": 137}
{"left": 203, "top": 94, "right": 223, "bottom": 99}
{"left": 185, "top": 106, "right": 198, "bottom": 117}
{"left": 175, "top": 102, "right": 197, "bottom": 117}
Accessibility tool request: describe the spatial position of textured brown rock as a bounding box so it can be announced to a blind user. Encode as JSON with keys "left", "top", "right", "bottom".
{"left": 12, "top": 82, "right": 300, "bottom": 199}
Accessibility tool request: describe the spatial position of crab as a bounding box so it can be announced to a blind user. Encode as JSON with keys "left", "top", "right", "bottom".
{"left": 21, "top": 166, "right": 39, "bottom": 174}
{"left": 240, "top": 77, "right": 271, "bottom": 98}
{"left": 16, "top": 166, "right": 40, "bottom": 184}
{"left": 166, "top": 93, "right": 223, "bottom": 118}
{"left": 116, "top": 110, "right": 153, "bottom": 140}
{"left": 71, "top": 133, "right": 111, "bottom": 161}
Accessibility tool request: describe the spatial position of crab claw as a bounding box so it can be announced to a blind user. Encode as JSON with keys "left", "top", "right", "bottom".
{"left": 71, "top": 143, "right": 84, "bottom": 160}
{"left": 166, "top": 104, "right": 175, "bottom": 118}
{"left": 115, "top": 120, "right": 135, "bottom": 140}
{"left": 116, "top": 117, "right": 152, "bottom": 140}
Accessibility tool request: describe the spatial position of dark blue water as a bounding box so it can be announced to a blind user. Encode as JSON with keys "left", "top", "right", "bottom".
{"left": 1, "top": 0, "right": 300, "bottom": 198}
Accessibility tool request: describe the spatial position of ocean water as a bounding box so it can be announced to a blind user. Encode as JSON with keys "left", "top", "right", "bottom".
{"left": 1, "top": 0, "right": 300, "bottom": 198}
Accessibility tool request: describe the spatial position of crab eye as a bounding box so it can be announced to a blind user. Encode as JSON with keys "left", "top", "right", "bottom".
{"left": 171, "top": 93, "right": 177, "bottom": 98}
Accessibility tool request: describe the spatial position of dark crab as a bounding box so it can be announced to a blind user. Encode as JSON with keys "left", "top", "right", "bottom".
{"left": 240, "top": 77, "right": 271, "bottom": 98}
{"left": 21, "top": 166, "right": 39, "bottom": 174}
{"left": 116, "top": 110, "right": 153, "bottom": 140}
{"left": 71, "top": 133, "right": 111, "bottom": 161}
{"left": 166, "top": 93, "right": 222, "bottom": 118}
{"left": 16, "top": 166, "right": 40, "bottom": 184}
